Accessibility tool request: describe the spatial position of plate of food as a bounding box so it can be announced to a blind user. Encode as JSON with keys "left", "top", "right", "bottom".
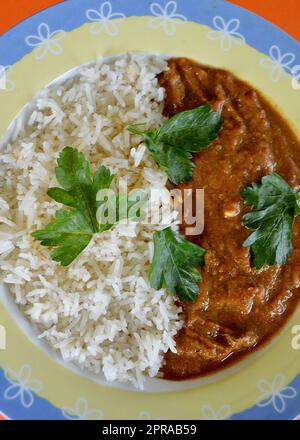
{"left": 0, "top": 0, "right": 299, "bottom": 420}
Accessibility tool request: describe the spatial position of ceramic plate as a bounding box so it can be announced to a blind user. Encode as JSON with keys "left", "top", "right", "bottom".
{"left": 0, "top": 0, "right": 300, "bottom": 420}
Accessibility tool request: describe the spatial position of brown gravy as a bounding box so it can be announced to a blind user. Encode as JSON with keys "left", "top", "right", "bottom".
{"left": 158, "top": 58, "right": 300, "bottom": 380}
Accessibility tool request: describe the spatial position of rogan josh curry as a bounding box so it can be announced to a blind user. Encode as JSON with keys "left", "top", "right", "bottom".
{"left": 158, "top": 58, "right": 300, "bottom": 380}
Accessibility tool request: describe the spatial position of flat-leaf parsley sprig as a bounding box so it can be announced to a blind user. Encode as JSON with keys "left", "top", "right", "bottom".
{"left": 32, "top": 147, "right": 133, "bottom": 266}
{"left": 149, "top": 227, "right": 206, "bottom": 302}
{"left": 242, "top": 173, "right": 300, "bottom": 269}
{"left": 128, "top": 104, "right": 223, "bottom": 184}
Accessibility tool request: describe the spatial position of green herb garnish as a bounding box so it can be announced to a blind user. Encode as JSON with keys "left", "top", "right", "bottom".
{"left": 149, "top": 227, "right": 206, "bottom": 302}
{"left": 128, "top": 104, "right": 223, "bottom": 184}
{"left": 32, "top": 147, "right": 137, "bottom": 266}
{"left": 242, "top": 173, "right": 300, "bottom": 269}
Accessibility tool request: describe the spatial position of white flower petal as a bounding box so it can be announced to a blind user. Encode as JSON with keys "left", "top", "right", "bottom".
{"left": 273, "top": 394, "right": 286, "bottom": 413}
{"left": 149, "top": 17, "right": 164, "bottom": 30}
{"left": 21, "top": 389, "right": 34, "bottom": 409}
{"left": 231, "top": 31, "right": 245, "bottom": 43}
{"left": 34, "top": 43, "right": 48, "bottom": 60}
{"left": 280, "top": 52, "right": 296, "bottom": 67}
{"left": 164, "top": 19, "right": 176, "bottom": 36}
{"left": 257, "top": 379, "right": 272, "bottom": 394}
{"left": 27, "top": 379, "right": 43, "bottom": 393}
{"left": 226, "top": 18, "right": 240, "bottom": 33}
{"left": 207, "top": 30, "right": 222, "bottom": 41}
{"left": 76, "top": 398, "right": 89, "bottom": 417}
{"left": 201, "top": 404, "right": 231, "bottom": 420}
{"left": 25, "top": 35, "right": 42, "bottom": 47}
{"left": 49, "top": 40, "right": 64, "bottom": 56}
{"left": 216, "top": 405, "right": 231, "bottom": 420}
{"left": 38, "top": 23, "right": 51, "bottom": 40}
{"left": 165, "top": 1, "right": 178, "bottom": 17}
{"left": 86, "top": 8, "right": 102, "bottom": 22}
{"left": 110, "top": 12, "right": 126, "bottom": 20}
{"left": 101, "top": 1, "right": 113, "bottom": 19}
{"left": 4, "top": 368, "right": 19, "bottom": 384}
{"left": 260, "top": 58, "right": 276, "bottom": 70}
{"left": 19, "top": 364, "right": 32, "bottom": 382}
{"left": 49, "top": 30, "right": 66, "bottom": 42}
{"left": 272, "top": 373, "right": 285, "bottom": 391}
{"left": 256, "top": 395, "right": 273, "bottom": 407}
{"left": 62, "top": 407, "right": 80, "bottom": 420}
{"left": 280, "top": 386, "right": 297, "bottom": 400}
{"left": 221, "top": 35, "right": 232, "bottom": 52}
{"left": 201, "top": 405, "right": 215, "bottom": 420}
{"left": 4, "top": 384, "right": 21, "bottom": 401}
{"left": 89, "top": 21, "right": 105, "bottom": 35}
{"left": 270, "top": 66, "right": 284, "bottom": 83}
{"left": 270, "top": 45, "right": 281, "bottom": 62}
{"left": 172, "top": 15, "right": 187, "bottom": 23}
{"left": 213, "top": 16, "right": 226, "bottom": 32}
{"left": 104, "top": 21, "right": 120, "bottom": 37}
{"left": 150, "top": 2, "right": 165, "bottom": 17}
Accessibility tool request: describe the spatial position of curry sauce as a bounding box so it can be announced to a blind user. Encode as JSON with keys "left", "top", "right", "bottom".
{"left": 159, "top": 58, "right": 300, "bottom": 380}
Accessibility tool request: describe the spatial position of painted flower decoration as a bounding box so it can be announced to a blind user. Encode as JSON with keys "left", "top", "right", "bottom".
{"left": 149, "top": 1, "right": 187, "bottom": 36}
{"left": 260, "top": 45, "right": 296, "bottom": 83}
{"left": 208, "top": 16, "right": 245, "bottom": 52}
{"left": 256, "top": 374, "right": 297, "bottom": 413}
{"left": 201, "top": 404, "right": 231, "bottom": 420}
{"left": 86, "top": 2, "right": 125, "bottom": 37}
{"left": 62, "top": 398, "right": 104, "bottom": 420}
{"left": 0, "top": 65, "right": 15, "bottom": 92}
{"left": 25, "top": 23, "right": 65, "bottom": 60}
{"left": 3, "top": 365, "right": 43, "bottom": 409}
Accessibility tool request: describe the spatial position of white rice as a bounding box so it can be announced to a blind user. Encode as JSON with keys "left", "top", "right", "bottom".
{"left": 0, "top": 53, "right": 183, "bottom": 389}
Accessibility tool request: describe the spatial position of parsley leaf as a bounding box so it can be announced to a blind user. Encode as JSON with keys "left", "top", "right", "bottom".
{"left": 47, "top": 147, "right": 113, "bottom": 233}
{"left": 149, "top": 227, "right": 206, "bottom": 302}
{"left": 32, "top": 147, "right": 114, "bottom": 266}
{"left": 128, "top": 104, "right": 223, "bottom": 184}
{"left": 242, "top": 173, "right": 300, "bottom": 269}
{"left": 32, "top": 210, "right": 94, "bottom": 266}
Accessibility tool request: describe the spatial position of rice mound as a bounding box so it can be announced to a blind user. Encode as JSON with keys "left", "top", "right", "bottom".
{"left": 0, "top": 53, "right": 183, "bottom": 389}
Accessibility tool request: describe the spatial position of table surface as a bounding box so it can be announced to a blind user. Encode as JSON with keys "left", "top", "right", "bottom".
{"left": 0, "top": 0, "right": 299, "bottom": 42}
